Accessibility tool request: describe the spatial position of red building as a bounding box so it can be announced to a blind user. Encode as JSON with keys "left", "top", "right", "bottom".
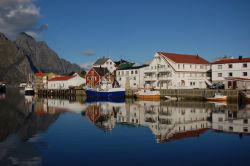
{"left": 85, "top": 67, "right": 110, "bottom": 87}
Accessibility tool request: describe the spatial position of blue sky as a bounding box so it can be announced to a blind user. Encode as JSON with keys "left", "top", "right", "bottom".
{"left": 35, "top": 0, "right": 250, "bottom": 68}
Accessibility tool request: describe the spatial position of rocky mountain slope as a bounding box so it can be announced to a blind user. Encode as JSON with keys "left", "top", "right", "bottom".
{"left": 0, "top": 32, "right": 82, "bottom": 84}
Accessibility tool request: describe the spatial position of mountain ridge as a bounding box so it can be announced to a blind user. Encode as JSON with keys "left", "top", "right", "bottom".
{"left": 0, "top": 32, "right": 82, "bottom": 85}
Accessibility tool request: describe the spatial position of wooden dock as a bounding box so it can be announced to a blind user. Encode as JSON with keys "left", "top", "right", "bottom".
{"left": 126, "top": 89, "right": 239, "bottom": 101}
{"left": 37, "top": 88, "right": 86, "bottom": 97}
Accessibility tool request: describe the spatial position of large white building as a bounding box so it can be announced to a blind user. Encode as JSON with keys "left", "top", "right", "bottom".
{"left": 144, "top": 52, "right": 211, "bottom": 89}
{"left": 116, "top": 65, "right": 148, "bottom": 90}
{"left": 48, "top": 73, "right": 85, "bottom": 90}
{"left": 211, "top": 57, "right": 250, "bottom": 89}
{"left": 93, "top": 57, "right": 116, "bottom": 73}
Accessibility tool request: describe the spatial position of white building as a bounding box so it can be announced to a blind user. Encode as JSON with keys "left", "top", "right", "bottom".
{"left": 48, "top": 73, "right": 85, "bottom": 90}
{"left": 144, "top": 52, "right": 211, "bottom": 89}
{"left": 93, "top": 57, "right": 116, "bottom": 73}
{"left": 116, "top": 65, "right": 148, "bottom": 90}
{"left": 211, "top": 57, "right": 250, "bottom": 89}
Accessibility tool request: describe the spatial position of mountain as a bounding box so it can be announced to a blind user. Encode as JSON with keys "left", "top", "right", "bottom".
{"left": 0, "top": 32, "right": 82, "bottom": 85}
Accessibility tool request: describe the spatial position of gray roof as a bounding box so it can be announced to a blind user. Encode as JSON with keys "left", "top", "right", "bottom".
{"left": 117, "top": 64, "right": 149, "bottom": 71}
{"left": 93, "top": 57, "right": 110, "bottom": 65}
{"left": 93, "top": 67, "right": 109, "bottom": 76}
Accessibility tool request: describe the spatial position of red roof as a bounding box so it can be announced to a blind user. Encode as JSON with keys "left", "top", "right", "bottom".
{"left": 225, "top": 77, "right": 250, "bottom": 81}
{"left": 212, "top": 58, "right": 250, "bottom": 64}
{"left": 35, "top": 72, "right": 46, "bottom": 77}
{"left": 158, "top": 52, "right": 210, "bottom": 64}
{"left": 49, "top": 76, "right": 74, "bottom": 81}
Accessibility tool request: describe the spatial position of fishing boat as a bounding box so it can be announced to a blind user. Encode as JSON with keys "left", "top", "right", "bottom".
{"left": 205, "top": 92, "right": 227, "bottom": 102}
{"left": 135, "top": 89, "right": 160, "bottom": 100}
{"left": 86, "top": 81, "right": 125, "bottom": 98}
{"left": 24, "top": 82, "right": 34, "bottom": 95}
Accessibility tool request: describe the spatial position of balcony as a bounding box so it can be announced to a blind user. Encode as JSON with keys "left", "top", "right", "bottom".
{"left": 158, "top": 68, "right": 172, "bottom": 73}
{"left": 144, "top": 76, "right": 157, "bottom": 81}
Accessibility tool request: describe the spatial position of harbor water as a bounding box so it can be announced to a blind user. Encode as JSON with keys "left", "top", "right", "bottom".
{"left": 0, "top": 88, "right": 250, "bottom": 166}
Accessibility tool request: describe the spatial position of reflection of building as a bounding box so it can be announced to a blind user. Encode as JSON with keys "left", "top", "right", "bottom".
{"left": 85, "top": 102, "right": 124, "bottom": 131}
{"left": 128, "top": 101, "right": 211, "bottom": 143}
{"left": 35, "top": 98, "right": 87, "bottom": 116}
{"left": 212, "top": 108, "right": 250, "bottom": 134}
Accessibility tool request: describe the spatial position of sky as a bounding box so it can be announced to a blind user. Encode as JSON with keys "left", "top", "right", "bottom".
{"left": 0, "top": 0, "right": 250, "bottom": 69}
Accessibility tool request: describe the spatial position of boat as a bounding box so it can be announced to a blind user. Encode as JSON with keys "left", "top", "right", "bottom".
{"left": 86, "top": 81, "right": 125, "bottom": 98}
{"left": 165, "top": 95, "right": 178, "bottom": 101}
{"left": 205, "top": 92, "right": 227, "bottom": 102}
{"left": 24, "top": 82, "right": 35, "bottom": 95}
{"left": 135, "top": 89, "right": 160, "bottom": 100}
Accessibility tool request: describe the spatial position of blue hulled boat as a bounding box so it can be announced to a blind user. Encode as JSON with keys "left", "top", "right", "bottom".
{"left": 86, "top": 81, "right": 125, "bottom": 98}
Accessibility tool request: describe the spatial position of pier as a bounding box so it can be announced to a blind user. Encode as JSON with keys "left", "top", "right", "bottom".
{"left": 126, "top": 89, "right": 239, "bottom": 101}
{"left": 37, "top": 88, "right": 85, "bottom": 97}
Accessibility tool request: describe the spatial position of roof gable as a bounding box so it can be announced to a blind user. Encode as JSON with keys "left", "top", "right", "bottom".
{"left": 158, "top": 52, "right": 210, "bottom": 64}
{"left": 93, "top": 57, "right": 110, "bottom": 65}
{"left": 93, "top": 67, "right": 109, "bottom": 76}
{"left": 49, "top": 76, "right": 74, "bottom": 81}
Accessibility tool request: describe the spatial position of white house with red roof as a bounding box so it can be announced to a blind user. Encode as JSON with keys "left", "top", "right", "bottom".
{"left": 48, "top": 73, "right": 85, "bottom": 90}
{"left": 211, "top": 56, "right": 250, "bottom": 89}
{"left": 144, "top": 52, "right": 211, "bottom": 89}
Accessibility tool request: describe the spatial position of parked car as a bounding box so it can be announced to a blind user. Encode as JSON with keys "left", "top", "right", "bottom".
{"left": 209, "top": 83, "right": 225, "bottom": 89}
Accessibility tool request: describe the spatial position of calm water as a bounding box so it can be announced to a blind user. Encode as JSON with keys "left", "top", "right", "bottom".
{"left": 0, "top": 88, "right": 250, "bottom": 166}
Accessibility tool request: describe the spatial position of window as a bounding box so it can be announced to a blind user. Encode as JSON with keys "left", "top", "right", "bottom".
{"left": 200, "top": 65, "right": 204, "bottom": 69}
{"left": 228, "top": 72, "right": 233, "bottom": 77}
{"left": 243, "top": 72, "right": 248, "bottom": 76}
{"left": 218, "top": 73, "right": 222, "bottom": 77}
{"left": 228, "top": 64, "right": 232, "bottom": 68}
{"left": 190, "top": 65, "right": 192, "bottom": 68}
{"left": 218, "top": 65, "right": 222, "bottom": 69}
{"left": 178, "top": 64, "right": 180, "bottom": 69}
{"left": 183, "top": 64, "right": 185, "bottom": 69}
{"left": 135, "top": 70, "right": 138, "bottom": 74}
{"left": 243, "top": 63, "right": 247, "bottom": 68}
{"left": 131, "top": 70, "right": 133, "bottom": 74}
{"left": 110, "top": 62, "right": 112, "bottom": 65}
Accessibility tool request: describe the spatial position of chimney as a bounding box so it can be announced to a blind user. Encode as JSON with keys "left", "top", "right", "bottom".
{"left": 239, "top": 56, "right": 242, "bottom": 60}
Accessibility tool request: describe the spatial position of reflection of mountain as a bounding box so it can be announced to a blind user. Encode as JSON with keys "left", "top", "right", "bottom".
{"left": 0, "top": 88, "right": 60, "bottom": 165}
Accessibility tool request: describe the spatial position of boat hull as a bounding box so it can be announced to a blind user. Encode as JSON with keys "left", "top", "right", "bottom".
{"left": 206, "top": 97, "right": 227, "bottom": 102}
{"left": 86, "top": 89, "right": 125, "bottom": 98}
{"left": 136, "top": 95, "right": 160, "bottom": 100}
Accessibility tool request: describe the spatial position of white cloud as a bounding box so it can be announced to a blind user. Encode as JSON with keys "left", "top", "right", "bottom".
{"left": 80, "top": 49, "right": 96, "bottom": 56}
{"left": 79, "top": 61, "right": 94, "bottom": 70}
{"left": 0, "top": 0, "right": 46, "bottom": 39}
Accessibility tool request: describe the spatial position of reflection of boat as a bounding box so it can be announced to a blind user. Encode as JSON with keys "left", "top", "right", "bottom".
{"left": 0, "top": 83, "right": 6, "bottom": 93}
{"left": 205, "top": 93, "right": 227, "bottom": 101}
{"left": 85, "top": 97, "right": 125, "bottom": 103}
{"left": 86, "top": 81, "right": 125, "bottom": 98}
{"left": 24, "top": 82, "right": 34, "bottom": 95}
{"left": 135, "top": 89, "right": 160, "bottom": 100}
{"left": 206, "top": 101, "right": 227, "bottom": 106}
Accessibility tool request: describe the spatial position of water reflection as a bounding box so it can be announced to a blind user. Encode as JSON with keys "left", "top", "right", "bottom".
{"left": 0, "top": 89, "right": 250, "bottom": 165}
{"left": 81, "top": 99, "right": 250, "bottom": 143}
